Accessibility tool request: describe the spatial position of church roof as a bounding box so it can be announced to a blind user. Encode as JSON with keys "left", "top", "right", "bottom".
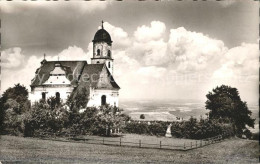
{"left": 31, "top": 61, "right": 120, "bottom": 90}
{"left": 92, "top": 28, "right": 112, "bottom": 44}
{"left": 77, "top": 63, "right": 120, "bottom": 89}
{"left": 31, "top": 61, "right": 86, "bottom": 87}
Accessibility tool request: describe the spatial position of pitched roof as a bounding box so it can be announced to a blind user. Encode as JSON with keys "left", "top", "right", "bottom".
{"left": 31, "top": 61, "right": 86, "bottom": 87}
{"left": 31, "top": 60, "right": 120, "bottom": 90}
{"left": 77, "top": 63, "right": 120, "bottom": 89}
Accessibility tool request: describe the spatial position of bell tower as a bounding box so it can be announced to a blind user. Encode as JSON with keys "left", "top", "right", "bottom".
{"left": 91, "top": 21, "right": 114, "bottom": 75}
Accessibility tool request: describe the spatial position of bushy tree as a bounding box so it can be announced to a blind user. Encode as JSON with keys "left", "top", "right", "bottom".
{"left": 1, "top": 84, "right": 30, "bottom": 134}
{"left": 2, "top": 83, "right": 30, "bottom": 113}
{"left": 66, "top": 87, "right": 89, "bottom": 112}
{"left": 24, "top": 98, "right": 69, "bottom": 137}
{"left": 205, "top": 85, "right": 255, "bottom": 136}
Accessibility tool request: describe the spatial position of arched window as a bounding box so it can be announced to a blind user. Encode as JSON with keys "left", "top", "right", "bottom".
{"left": 108, "top": 50, "right": 111, "bottom": 57}
{"left": 97, "top": 49, "right": 100, "bottom": 56}
{"left": 56, "top": 92, "right": 60, "bottom": 104}
{"left": 101, "top": 95, "right": 106, "bottom": 106}
{"left": 97, "top": 61, "right": 100, "bottom": 64}
{"left": 42, "top": 92, "right": 46, "bottom": 101}
{"left": 108, "top": 62, "right": 110, "bottom": 68}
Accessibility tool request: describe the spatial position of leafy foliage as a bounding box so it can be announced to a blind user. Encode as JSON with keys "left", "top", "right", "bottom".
{"left": 206, "top": 85, "right": 255, "bottom": 136}
{"left": 66, "top": 87, "right": 89, "bottom": 112}
{"left": 124, "top": 118, "right": 233, "bottom": 139}
{"left": 0, "top": 84, "right": 30, "bottom": 134}
{"left": 124, "top": 121, "right": 168, "bottom": 136}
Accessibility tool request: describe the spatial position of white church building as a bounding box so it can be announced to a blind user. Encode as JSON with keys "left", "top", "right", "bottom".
{"left": 29, "top": 22, "right": 120, "bottom": 107}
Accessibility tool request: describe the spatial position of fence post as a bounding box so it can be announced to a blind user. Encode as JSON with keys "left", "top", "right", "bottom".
{"left": 120, "top": 137, "right": 121, "bottom": 146}
{"left": 160, "top": 141, "right": 162, "bottom": 149}
{"left": 139, "top": 140, "right": 141, "bottom": 148}
{"left": 184, "top": 142, "right": 186, "bottom": 150}
{"left": 190, "top": 142, "right": 192, "bottom": 149}
{"left": 196, "top": 141, "right": 197, "bottom": 148}
{"left": 200, "top": 140, "right": 202, "bottom": 147}
{"left": 103, "top": 138, "right": 104, "bottom": 145}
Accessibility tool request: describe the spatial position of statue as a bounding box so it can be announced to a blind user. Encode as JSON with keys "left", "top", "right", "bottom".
{"left": 165, "top": 123, "right": 172, "bottom": 138}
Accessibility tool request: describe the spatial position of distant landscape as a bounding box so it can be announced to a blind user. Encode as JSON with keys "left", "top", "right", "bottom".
{"left": 120, "top": 99, "right": 259, "bottom": 131}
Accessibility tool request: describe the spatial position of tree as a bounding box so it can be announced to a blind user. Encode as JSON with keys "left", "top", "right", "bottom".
{"left": 205, "top": 85, "right": 255, "bottom": 136}
{"left": 140, "top": 114, "right": 145, "bottom": 119}
{"left": 2, "top": 83, "right": 30, "bottom": 113}
{"left": 0, "top": 84, "right": 30, "bottom": 134}
{"left": 66, "top": 87, "right": 89, "bottom": 112}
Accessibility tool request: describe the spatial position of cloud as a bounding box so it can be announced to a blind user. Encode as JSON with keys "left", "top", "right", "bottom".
{"left": 48, "top": 46, "right": 89, "bottom": 62}
{"left": 168, "top": 27, "right": 227, "bottom": 72}
{"left": 1, "top": 54, "right": 41, "bottom": 93}
{"left": 213, "top": 42, "right": 258, "bottom": 80}
{"left": 1, "top": 47, "right": 25, "bottom": 70}
{"left": 134, "top": 21, "right": 166, "bottom": 43}
{"left": 101, "top": 22, "right": 132, "bottom": 49}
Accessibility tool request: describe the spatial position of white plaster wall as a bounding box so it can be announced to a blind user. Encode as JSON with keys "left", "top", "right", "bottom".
{"left": 29, "top": 86, "right": 73, "bottom": 104}
{"left": 44, "top": 75, "right": 71, "bottom": 85}
{"left": 87, "top": 88, "right": 119, "bottom": 107}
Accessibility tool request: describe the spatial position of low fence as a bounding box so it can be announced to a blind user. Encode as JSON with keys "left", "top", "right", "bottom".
{"left": 37, "top": 132, "right": 230, "bottom": 151}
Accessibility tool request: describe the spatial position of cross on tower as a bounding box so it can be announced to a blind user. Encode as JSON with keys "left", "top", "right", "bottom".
{"left": 102, "top": 20, "right": 104, "bottom": 29}
{"left": 44, "top": 53, "right": 46, "bottom": 60}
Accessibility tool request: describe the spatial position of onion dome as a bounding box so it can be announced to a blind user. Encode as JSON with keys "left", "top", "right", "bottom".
{"left": 92, "top": 21, "right": 112, "bottom": 44}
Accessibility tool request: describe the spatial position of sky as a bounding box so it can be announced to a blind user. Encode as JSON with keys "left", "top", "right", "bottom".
{"left": 0, "top": 1, "right": 259, "bottom": 103}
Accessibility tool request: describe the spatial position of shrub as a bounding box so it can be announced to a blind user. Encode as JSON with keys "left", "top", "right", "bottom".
{"left": 140, "top": 114, "right": 145, "bottom": 119}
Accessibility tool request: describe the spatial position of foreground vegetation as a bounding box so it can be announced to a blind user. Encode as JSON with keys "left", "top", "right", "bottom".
{"left": 0, "top": 84, "right": 256, "bottom": 140}
{"left": 0, "top": 135, "right": 258, "bottom": 163}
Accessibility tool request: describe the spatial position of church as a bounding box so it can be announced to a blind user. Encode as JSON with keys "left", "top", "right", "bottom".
{"left": 29, "top": 22, "right": 120, "bottom": 107}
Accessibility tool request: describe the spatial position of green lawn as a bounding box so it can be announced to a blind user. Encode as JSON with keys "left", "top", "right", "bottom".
{"left": 0, "top": 135, "right": 258, "bottom": 163}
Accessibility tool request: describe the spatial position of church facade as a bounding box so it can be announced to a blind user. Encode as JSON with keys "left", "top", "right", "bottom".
{"left": 29, "top": 23, "right": 120, "bottom": 107}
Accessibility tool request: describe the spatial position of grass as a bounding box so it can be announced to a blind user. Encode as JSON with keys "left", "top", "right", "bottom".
{"left": 0, "top": 135, "right": 258, "bottom": 163}
{"left": 79, "top": 134, "right": 199, "bottom": 149}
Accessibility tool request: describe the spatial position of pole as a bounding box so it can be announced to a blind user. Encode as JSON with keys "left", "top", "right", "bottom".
{"left": 120, "top": 137, "right": 121, "bottom": 146}
{"left": 160, "top": 141, "right": 162, "bottom": 149}
{"left": 139, "top": 140, "right": 141, "bottom": 148}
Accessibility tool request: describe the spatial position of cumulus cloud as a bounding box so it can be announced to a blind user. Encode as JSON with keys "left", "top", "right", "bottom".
{"left": 134, "top": 21, "right": 166, "bottom": 43}
{"left": 213, "top": 43, "right": 258, "bottom": 80}
{"left": 48, "top": 46, "right": 89, "bottom": 62}
{"left": 168, "top": 27, "right": 227, "bottom": 72}
{"left": 1, "top": 54, "right": 41, "bottom": 93}
{"left": 101, "top": 22, "right": 132, "bottom": 49}
{"left": 1, "top": 47, "right": 26, "bottom": 69}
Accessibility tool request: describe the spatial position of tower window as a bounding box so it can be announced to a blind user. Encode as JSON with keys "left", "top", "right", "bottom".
{"left": 108, "top": 62, "right": 110, "bottom": 68}
{"left": 108, "top": 50, "right": 111, "bottom": 57}
{"left": 97, "top": 49, "right": 100, "bottom": 56}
